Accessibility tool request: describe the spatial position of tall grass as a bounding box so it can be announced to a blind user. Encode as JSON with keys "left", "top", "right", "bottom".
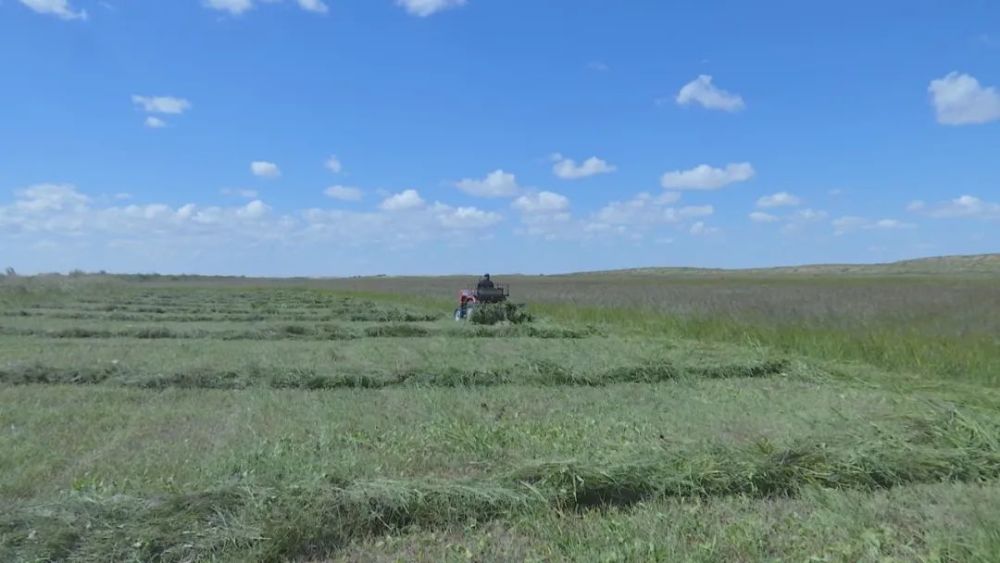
{"left": 528, "top": 302, "right": 1000, "bottom": 384}
{"left": 321, "top": 274, "right": 1000, "bottom": 384}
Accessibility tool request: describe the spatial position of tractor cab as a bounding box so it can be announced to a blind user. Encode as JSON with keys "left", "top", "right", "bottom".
{"left": 474, "top": 273, "right": 508, "bottom": 304}
{"left": 454, "top": 276, "right": 509, "bottom": 320}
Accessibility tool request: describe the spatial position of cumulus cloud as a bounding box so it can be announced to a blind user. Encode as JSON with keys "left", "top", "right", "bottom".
{"left": 302, "top": 201, "right": 500, "bottom": 250}
{"left": 456, "top": 170, "right": 521, "bottom": 198}
{"left": 589, "top": 192, "right": 710, "bottom": 232}
{"left": 0, "top": 184, "right": 284, "bottom": 242}
{"left": 325, "top": 155, "right": 343, "bottom": 174}
{"left": 676, "top": 75, "right": 745, "bottom": 112}
{"left": 237, "top": 200, "right": 270, "bottom": 220}
{"left": 689, "top": 222, "right": 720, "bottom": 236}
{"left": 928, "top": 72, "right": 1000, "bottom": 125}
{"left": 132, "top": 95, "right": 191, "bottom": 115}
{"left": 433, "top": 204, "right": 502, "bottom": 229}
{"left": 18, "top": 0, "right": 87, "bottom": 20}
{"left": 756, "top": 192, "right": 801, "bottom": 208}
{"left": 512, "top": 191, "right": 570, "bottom": 215}
{"left": 379, "top": 189, "right": 425, "bottom": 211}
{"left": 792, "top": 208, "right": 827, "bottom": 222}
{"left": 832, "top": 216, "right": 915, "bottom": 235}
{"left": 749, "top": 205, "right": 828, "bottom": 228}
{"left": 220, "top": 188, "right": 259, "bottom": 199}
{"left": 551, "top": 154, "right": 617, "bottom": 179}
{"left": 660, "top": 162, "right": 755, "bottom": 190}
{"left": 13, "top": 184, "right": 90, "bottom": 213}
{"left": 144, "top": 117, "right": 167, "bottom": 129}
{"left": 749, "top": 211, "right": 779, "bottom": 223}
{"left": 250, "top": 161, "right": 281, "bottom": 178}
{"left": 1, "top": 184, "right": 508, "bottom": 260}
{"left": 323, "top": 185, "right": 363, "bottom": 201}
{"left": 296, "top": 0, "right": 328, "bottom": 13}
{"left": 775, "top": 208, "right": 829, "bottom": 236}
{"left": 908, "top": 195, "right": 1000, "bottom": 219}
{"left": 396, "top": 0, "right": 466, "bottom": 17}
{"left": 204, "top": 0, "right": 328, "bottom": 15}
{"left": 204, "top": 0, "right": 253, "bottom": 14}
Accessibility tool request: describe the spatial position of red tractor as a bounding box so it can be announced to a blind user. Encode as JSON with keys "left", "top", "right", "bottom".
{"left": 454, "top": 275, "right": 509, "bottom": 320}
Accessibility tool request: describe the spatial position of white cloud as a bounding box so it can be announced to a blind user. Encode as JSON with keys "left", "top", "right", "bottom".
{"left": 689, "top": 221, "right": 720, "bottom": 236}
{"left": 792, "top": 208, "right": 827, "bottom": 222}
{"left": 756, "top": 192, "right": 801, "bottom": 208}
{"left": 777, "top": 208, "right": 829, "bottom": 236}
{"left": 908, "top": 195, "right": 1000, "bottom": 219}
{"left": 433, "top": 204, "right": 502, "bottom": 229}
{"left": 204, "top": 0, "right": 328, "bottom": 15}
{"left": 303, "top": 201, "right": 501, "bottom": 248}
{"left": 676, "top": 75, "right": 745, "bottom": 112}
{"left": 132, "top": 95, "right": 191, "bottom": 115}
{"left": 512, "top": 191, "right": 570, "bottom": 215}
{"left": 0, "top": 184, "right": 284, "bottom": 242}
{"left": 144, "top": 117, "right": 167, "bottom": 129}
{"left": 296, "top": 0, "right": 328, "bottom": 13}
{"left": 551, "top": 154, "right": 617, "bottom": 180}
{"left": 237, "top": 200, "right": 270, "bottom": 220}
{"left": 874, "top": 219, "right": 909, "bottom": 229}
{"left": 588, "top": 61, "right": 610, "bottom": 72}
{"left": 831, "top": 216, "right": 866, "bottom": 235}
{"left": 325, "top": 155, "right": 343, "bottom": 174}
{"left": 14, "top": 184, "right": 90, "bottom": 213}
{"left": 250, "top": 161, "right": 281, "bottom": 178}
{"left": 928, "top": 72, "right": 1000, "bottom": 125}
{"left": 456, "top": 170, "right": 521, "bottom": 198}
{"left": 18, "top": 0, "right": 87, "bottom": 20}
{"left": 1, "top": 184, "right": 509, "bottom": 261}
{"left": 379, "top": 189, "right": 425, "bottom": 211}
{"left": 677, "top": 205, "right": 714, "bottom": 219}
{"left": 589, "top": 192, "right": 710, "bottom": 231}
{"left": 660, "top": 162, "right": 755, "bottom": 190}
{"left": 396, "top": 0, "right": 466, "bottom": 17}
{"left": 204, "top": 0, "right": 254, "bottom": 15}
{"left": 832, "top": 216, "right": 915, "bottom": 235}
{"left": 324, "top": 185, "right": 363, "bottom": 201}
{"left": 221, "top": 188, "right": 259, "bottom": 199}
{"left": 749, "top": 211, "right": 779, "bottom": 223}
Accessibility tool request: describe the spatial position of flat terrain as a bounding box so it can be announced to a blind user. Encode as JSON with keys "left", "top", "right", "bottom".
{"left": 1, "top": 265, "right": 999, "bottom": 561}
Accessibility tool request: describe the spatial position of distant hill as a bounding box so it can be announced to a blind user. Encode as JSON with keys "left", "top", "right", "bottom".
{"left": 559, "top": 254, "right": 1000, "bottom": 277}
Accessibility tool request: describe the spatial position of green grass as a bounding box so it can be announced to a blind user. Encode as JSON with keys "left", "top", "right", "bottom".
{"left": 1, "top": 274, "right": 998, "bottom": 561}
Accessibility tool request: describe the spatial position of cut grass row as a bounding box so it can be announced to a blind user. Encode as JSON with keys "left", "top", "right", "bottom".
{"left": 0, "top": 321, "right": 593, "bottom": 341}
{"left": 9, "top": 277, "right": 996, "bottom": 384}
{"left": 1, "top": 310, "right": 442, "bottom": 323}
{"left": 0, "top": 381, "right": 920, "bottom": 498}
{"left": 334, "top": 482, "right": 1000, "bottom": 562}
{"left": 3, "top": 403, "right": 999, "bottom": 562}
{"left": 0, "top": 356, "right": 789, "bottom": 389}
{"left": 0, "top": 335, "right": 789, "bottom": 390}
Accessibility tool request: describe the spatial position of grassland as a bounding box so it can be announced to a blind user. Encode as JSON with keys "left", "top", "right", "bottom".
{"left": 1, "top": 262, "right": 998, "bottom": 561}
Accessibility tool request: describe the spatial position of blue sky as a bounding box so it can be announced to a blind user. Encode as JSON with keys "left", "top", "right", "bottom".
{"left": 1, "top": 0, "right": 998, "bottom": 275}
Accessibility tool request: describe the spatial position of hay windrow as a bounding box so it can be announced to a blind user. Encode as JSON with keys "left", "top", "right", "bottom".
{"left": 4, "top": 406, "right": 999, "bottom": 562}
{"left": 0, "top": 357, "right": 789, "bottom": 389}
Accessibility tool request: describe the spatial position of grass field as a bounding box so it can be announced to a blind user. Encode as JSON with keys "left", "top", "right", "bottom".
{"left": 2, "top": 262, "right": 999, "bottom": 561}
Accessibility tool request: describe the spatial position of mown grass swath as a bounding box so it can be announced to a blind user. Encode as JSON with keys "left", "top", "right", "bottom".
{"left": 1, "top": 267, "right": 998, "bottom": 561}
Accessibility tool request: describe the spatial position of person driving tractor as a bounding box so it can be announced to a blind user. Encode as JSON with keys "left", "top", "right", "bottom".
{"left": 477, "top": 273, "right": 495, "bottom": 290}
